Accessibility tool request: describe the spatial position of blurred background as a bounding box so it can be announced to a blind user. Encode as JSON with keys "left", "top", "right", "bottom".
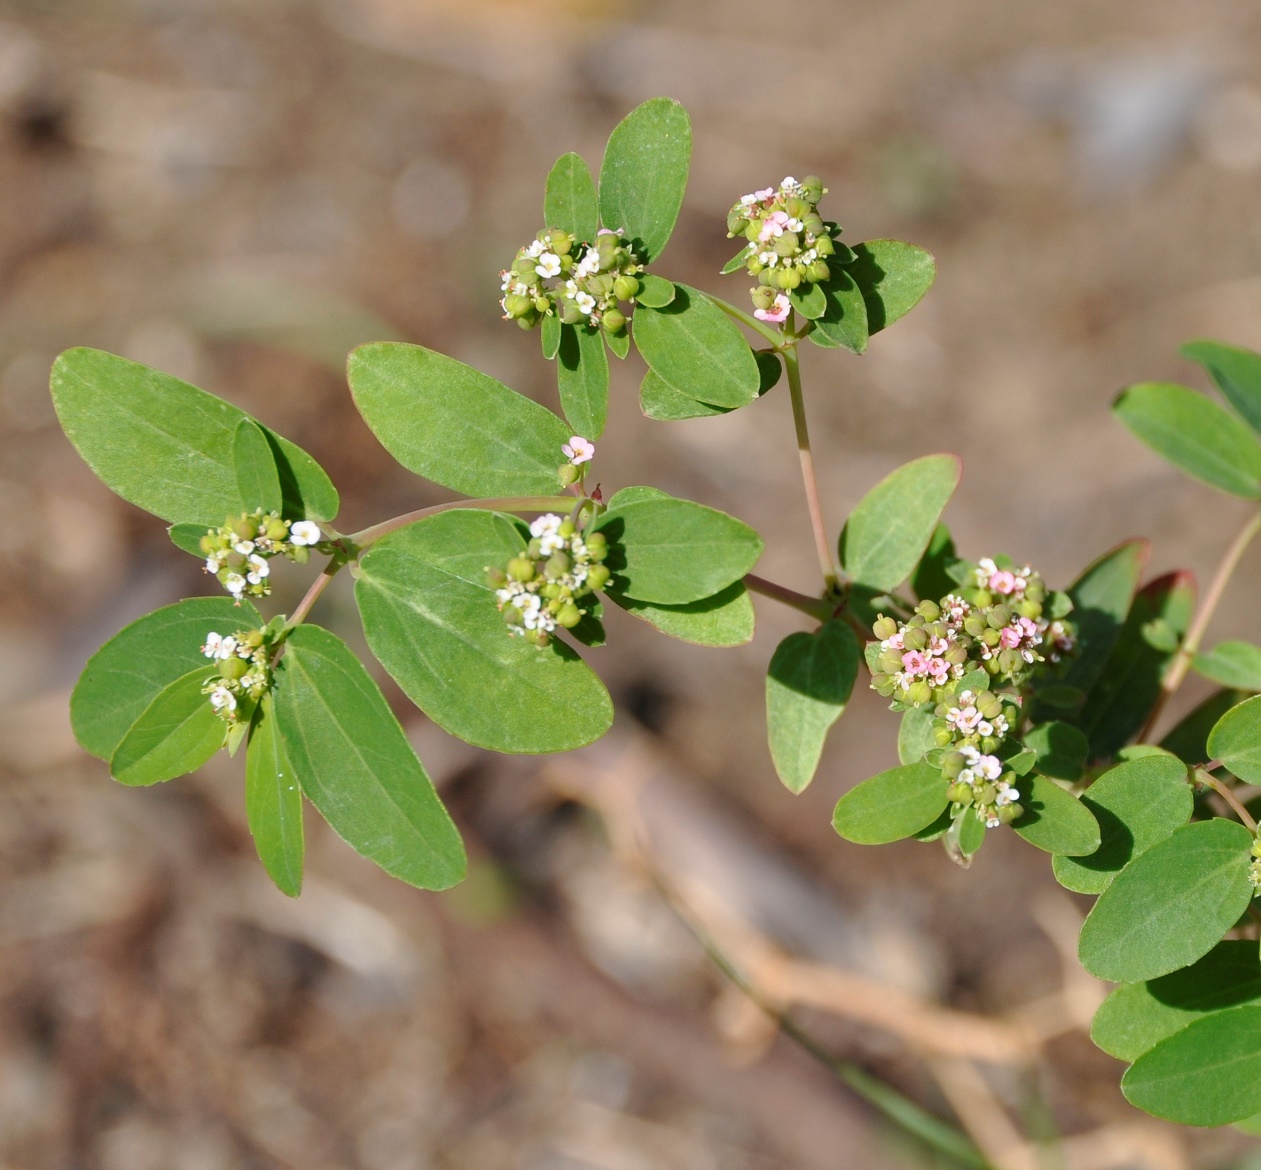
{"left": 5, "top": 0, "right": 1261, "bottom": 1166}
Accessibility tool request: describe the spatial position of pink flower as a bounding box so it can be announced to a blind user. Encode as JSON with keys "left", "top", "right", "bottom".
{"left": 901, "top": 650, "right": 929, "bottom": 675}
{"left": 989, "top": 569, "right": 1018, "bottom": 594}
{"left": 562, "top": 436, "right": 596, "bottom": 465}
{"left": 999, "top": 626, "right": 1022, "bottom": 650}
{"left": 926, "top": 658, "right": 950, "bottom": 683}
{"left": 754, "top": 293, "right": 791, "bottom": 324}
{"left": 757, "top": 209, "right": 792, "bottom": 242}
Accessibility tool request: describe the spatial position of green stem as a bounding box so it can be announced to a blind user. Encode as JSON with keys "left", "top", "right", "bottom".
{"left": 708, "top": 292, "right": 786, "bottom": 346}
{"left": 349, "top": 495, "right": 573, "bottom": 548}
{"left": 744, "top": 573, "right": 830, "bottom": 621}
{"left": 284, "top": 559, "right": 342, "bottom": 632}
{"left": 1140, "top": 507, "right": 1261, "bottom": 741}
{"left": 783, "top": 342, "right": 839, "bottom": 590}
{"left": 1196, "top": 768, "right": 1258, "bottom": 832}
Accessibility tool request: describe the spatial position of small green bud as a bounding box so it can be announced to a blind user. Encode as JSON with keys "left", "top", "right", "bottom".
{"left": 508, "top": 556, "right": 535, "bottom": 583}
{"left": 942, "top": 751, "right": 966, "bottom": 778}
{"left": 290, "top": 545, "right": 310, "bottom": 564}
{"left": 800, "top": 175, "right": 825, "bottom": 202}
{"left": 527, "top": 538, "right": 543, "bottom": 558}
{"left": 244, "top": 630, "right": 265, "bottom": 649}
{"left": 613, "top": 275, "right": 639, "bottom": 301}
{"left": 963, "top": 615, "right": 987, "bottom": 638}
{"left": 516, "top": 315, "right": 537, "bottom": 331}
{"left": 199, "top": 534, "right": 217, "bottom": 555}
{"left": 878, "top": 650, "right": 903, "bottom": 673}
{"left": 973, "top": 588, "right": 993, "bottom": 607}
{"left": 524, "top": 628, "right": 549, "bottom": 648}
{"left": 560, "top": 300, "right": 586, "bottom": 326}
{"left": 907, "top": 681, "right": 933, "bottom": 705}
{"left": 808, "top": 260, "right": 831, "bottom": 283}
{"left": 903, "top": 626, "right": 929, "bottom": 651}
{"left": 547, "top": 229, "right": 572, "bottom": 255}
{"left": 987, "top": 605, "right": 1012, "bottom": 629}
{"left": 220, "top": 656, "right": 249, "bottom": 681}
{"left": 945, "top": 644, "right": 968, "bottom": 666}
{"left": 233, "top": 515, "right": 259, "bottom": 541}
{"left": 487, "top": 567, "right": 508, "bottom": 588}
{"left": 1251, "top": 839, "right": 1261, "bottom": 859}
{"left": 916, "top": 600, "right": 941, "bottom": 622}
{"left": 802, "top": 215, "right": 826, "bottom": 237}
{"left": 540, "top": 582, "right": 563, "bottom": 600}
{"left": 602, "top": 309, "right": 627, "bottom": 333}
{"left": 997, "top": 648, "right": 1022, "bottom": 675}
{"left": 585, "top": 531, "right": 607, "bottom": 551}
{"left": 751, "top": 285, "right": 778, "bottom": 310}
{"left": 747, "top": 255, "right": 765, "bottom": 275}
{"left": 773, "top": 232, "right": 799, "bottom": 257}
{"left": 995, "top": 803, "right": 1021, "bottom": 825}
{"left": 975, "top": 783, "right": 997, "bottom": 805}
{"left": 813, "top": 234, "right": 834, "bottom": 257}
{"left": 533, "top": 295, "right": 551, "bottom": 314}
{"left": 557, "top": 603, "right": 582, "bottom": 628}
{"left": 872, "top": 615, "right": 898, "bottom": 640}
{"left": 503, "top": 606, "right": 524, "bottom": 627}
{"left": 947, "top": 782, "right": 974, "bottom": 804}
{"left": 585, "top": 563, "right": 610, "bottom": 591}
{"left": 933, "top": 727, "right": 953, "bottom": 747}
{"left": 559, "top": 518, "right": 576, "bottom": 538}
{"left": 559, "top": 463, "right": 580, "bottom": 486}
{"left": 265, "top": 517, "right": 289, "bottom": 541}
{"left": 727, "top": 211, "right": 750, "bottom": 236}
{"left": 544, "top": 552, "right": 571, "bottom": 580}
{"left": 977, "top": 692, "right": 1002, "bottom": 719}
{"left": 980, "top": 627, "right": 1002, "bottom": 648}
{"left": 779, "top": 267, "right": 802, "bottom": 290}
{"left": 745, "top": 221, "right": 762, "bottom": 242}
{"left": 513, "top": 256, "right": 537, "bottom": 278}
{"left": 757, "top": 268, "right": 776, "bottom": 287}
{"left": 1018, "top": 600, "right": 1042, "bottom": 620}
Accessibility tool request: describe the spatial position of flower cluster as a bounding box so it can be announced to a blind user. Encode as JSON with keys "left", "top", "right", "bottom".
{"left": 487, "top": 514, "right": 610, "bottom": 647}
{"left": 500, "top": 228, "right": 643, "bottom": 333}
{"left": 869, "top": 557, "right": 1078, "bottom": 831}
{"left": 1251, "top": 839, "right": 1261, "bottom": 890}
{"left": 200, "top": 511, "right": 323, "bottom": 601}
{"left": 200, "top": 627, "right": 275, "bottom": 724}
{"left": 725, "top": 176, "right": 838, "bottom": 323}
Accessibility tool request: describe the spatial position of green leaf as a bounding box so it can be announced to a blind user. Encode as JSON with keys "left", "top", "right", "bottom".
{"left": 721, "top": 247, "right": 750, "bottom": 275}
{"left": 640, "top": 370, "right": 730, "bottom": 421}
{"left": 274, "top": 624, "right": 466, "bottom": 891}
{"left": 911, "top": 523, "right": 957, "bottom": 603}
{"left": 557, "top": 324, "right": 609, "bottom": 439}
{"left": 833, "top": 763, "right": 948, "bottom": 845}
{"left": 632, "top": 285, "right": 761, "bottom": 409}
{"left": 348, "top": 342, "right": 570, "bottom": 497}
{"left": 953, "top": 807, "right": 987, "bottom": 859}
{"left": 1208, "top": 694, "right": 1261, "bottom": 782}
{"left": 1114, "top": 382, "right": 1261, "bottom": 498}
{"left": 355, "top": 510, "right": 613, "bottom": 753}
{"left": 544, "top": 151, "right": 598, "bottom": 242}
{"left": 168, "top": 523, "right": 208, "bottom": 557}
{"left": 635, "top": 274, "right": 676, "bottom": 308}
{"left": 605, "top": 327, "right": 630, "bottom": 359}
{"left": 1161, "top": 688, "right": 1249, "bottom": 764}
{"left": 233, "top": 419, "right": 283, "bottom": 514}
{"left": 1076, "top": 571, "right": 1195, "bottom": 759}
{"left": 1040, "top": 540, "right": 1148, "bottom": 710}
{"left": 50, "top": 349, "right": 336, "bottom": 525}
{"left": 1194, "top": 641, "right": 1261, "bottom": 691}
{"left": 71, "top": 596, "right": 262, "bottom": 760}
{"left": 898, "top": 705, "right": 938, "bottom": 766}
{"left": 1122, "top": 1005, "right": 1261, "bottom": 1126}
{"left": 1077, "top": 818, "right": 1254, "bottom": 983}
{"left": 839, "top": 454, "right": 962, "bottom": 592}
{"left": 260, "top": 425, "right": 340, "bottom": 523}
{"left": 846, "top": 240, "right": 936, "bottom": 334}
{"left": 1023, "top": 721, "right": 1088, "bottom": 781}
{"left": 1052, "top": 753, "right": 1193, "bottom": 894}
{"left": 245, "top": 692, "right": 304, "bottom": 897}
{"left": 789, "top": 282, "right": 826, "bottom": 320}
{"left": 766, "top": 622, "right": 860, "bottom": 793}
{"left": 598, "top": 97, "right": 691, "bottom": 263}
{"left": 541, "top": 312, "right": 561, "bottom": 361}
{"left": 593, "top": 492, "right": 763, "bottom": 604}
{"left": 1011, "top": 774, "right": 1100, "bottom": 855}
{"left": 110, "top": 667, "right": 225, "bottom": 786}
{"left": 607, "top": 580, "right": 754, "bottom": 647}
{"left": 1092, "top": 941, "right": 1261, "bottom": 1062}
{"left": 810, "top": 267, "right": 869, "bottom": 354}
{"left": 1181, "top": 339, "right": 1261, "bottom": 435}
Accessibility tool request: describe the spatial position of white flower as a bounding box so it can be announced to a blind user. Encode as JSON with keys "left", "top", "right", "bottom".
{"left": 536, "top": 252, "right": 562, "bottom": 278}
{"left": 224, "top": 573, "right": 246, "bottom": 597}
{"left": 204, "top": 556, "right": 222, "bottom": 575}
{"left": 575, "top": 248, "right": 600, "bottom": 278}
{"left": 209, "top": 685, "right": 237, "bottom": 712}
{"left": 975, "top": 755, "right": 1003, "bottom": 781}
{"left": 202, "top": 632, "right": 224, "bottom": 658}
{"left": 575, "top": 291, "right": 597, "bottom": 316}
{"left": 529, "top": 513, "right": 566, "bottom": 555}
{"left": 246, "top": 555, "right": 270, "bottom": 585}
{"left": 526, "top": 239, "right": 546, "bottom": 258}
{"left": 233, "top": 539, "right": 255, "bottom": 555}
{"left": 290, "top": 520, "right": 322, "bottom": 546}
{"left": 562, "top": 436, "right": 595, "bottom": 465}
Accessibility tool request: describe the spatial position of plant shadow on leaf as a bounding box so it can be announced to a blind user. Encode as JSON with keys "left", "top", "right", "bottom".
{"left": 648, "top": 283, "right": 694, "bottom": 319}
{"left": 1067, "top": 800, "right": 1134, "bottom": 876}
{"left": 846, "top": 245, "right": 893, "bottom": 331}
{"left": 595, "top": 514, "right": 627, "bottom": 578}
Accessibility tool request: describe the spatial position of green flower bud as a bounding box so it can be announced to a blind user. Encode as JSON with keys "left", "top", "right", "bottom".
{"left": 602, "top": 309, "right": 627, "bottom": 334}
{"left": 513, "top": 257, "right": 537, "bottom": 278}
{"left": 557, "top": 603, "right": 582, "bottom": 628}
{"left": 963, "top": 615, "right": 987, "bottom": 638}
{"left": 903, "top": 626, "right": 929, "bottom": 651}
{"left": 533, "top": 295, "right": 551, "bottom": 314}
{"left": 808, "top": 260, "right": 831, "bottom": 283}
{"left": 508, "top": 556, "right": 535, "bottom": 583}
{"left": 977, "top": 691, "right": 1002, "bottom": 719}
{"left": 540, "top": 582, "right": 563, "bottom": 600}
{"left": 232, "top": 516, "right": 259, "bottom": 541}
{"left": 1251, "top": 839, "right": 1261, "bottom": 859}
{"left": 800, "top": 175, "right": 825, "bottom": 202}
{"left": 878, "top": 649, "right": 904, "bottom": 673}
{"left": 976, "top": 783, "right": 997, "bottom": 805}
{"left": 973, "top": 589, "right": 993, "bottom": 607}
{"left": 559, "top": 464, "right": 580, "bottom": 486}
{"left": 751, "top": 285, "right": 778, "bottom": 310}
{"left": 987, "top": 605, "right": 1012, "bottom": 629}
{"left": 945, "top": 644, "right": 968, "bottom": 666}
{"left": 584, "top": 563, "right": 610, "bottom": 592}
{"left": 980, "top": 627, "right": 1001, "bottom": 647}
{"left": 1025, "top": 582, "right": 1045, "bottom": 602}
{"left": 773, "top": 232, "right": 799, "bottom": 257}
{"left": 873, "top": 615, "right": 898, "bottom": 640}
{"left": 516, "top": 315, "right": 537, "bottom": 331}
{"left": 524, "top": 628, "right": 549, "bottom": 648}
{"left": 1018, "top": 600, "right": 1042, "bottom": 620}
{"left": 486, "top": 567, "right": 508, "bottom": 588}
{"left": 942, "top": 751, "right": 966, "bottom": 777}
{"left": 997, "top": 648, "right": 1022, "bottom": 675}
{"left": 995, "top": 803, "right": 1021, "bottom": 825}
{"left": 802, "top": 215, "right": 826, "bottom": 237}
{"left": 504, "top": 293, "right": 532, "bottom": 318}
{"left": 947, "top": 782, "right": 974, "bottom": 804}
{"left": 547, "top": 229, "right": 572, "bottom": 255}
{"left": 199, "top": 534, "right": 218, "bottom": 555}
{"left": 813, "top": 234, "right": 834, "bottom": 257}
{"left": 933, "top": 727, "right": 954, "bottom": 747}
{"left": 727, "top": 211, "right": 750, "bottom": 236}
{"left": 916, "top": 600, "right": 941, "bottom": 622}
{"left": 265, "top": 518, "right": 289, "bottom": 541}
{"left": 244, "top": 630, "right": 265, "bottom": 648}
{"left": 613, "top": 275, "right": 639, "bottom": 301}
{"left": 560, "top": 300, "right": 586, "bottom": 326}
{"left": 559, "top": 518, "right": 576, "bottom": 538}
{"left": 220, "top": 656, "right": 249, "bottom": 681}
{"left": 745, "top": 221, "right": 762, "bottom": 242}
{"left": 779, "top": 267, "right": 802, "bottom": 290}
{"left": 747, "top": 255, "right": 765, "bottom": 275}
{"left": 585, "top": 531, "right": 607, "bottom": 551}
{"left": 544, "top": 552, "right": 571, "bottom": 580}
{"left": 503, "top": 606, "right": 524, "bottom": 627}
{"left": 757, "top": 268, "right": 776, "bottom": 287}
{"left": 290, "top": 545, "right": 310, "bottom": 564}
{"left": 907, "top": 681, "right": 933, "bottom": 705}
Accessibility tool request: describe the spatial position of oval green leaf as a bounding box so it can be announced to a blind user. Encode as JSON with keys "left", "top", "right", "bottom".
{"left": 1078, "top": 818, "right": 1254, "bottom": 983}
{"left": 1023, "top": 721, "right": 1088, "bottom": 781}
{"left": 766, "top": 622, "right": 860, "bottom": 794}
{"left": 557, "top": 323, "right": 609, "bottom": 439}
{"left": 898, "top": 705, "right": 938, "bottom": 766}
{"left": 274, "top": 623, "right": 465, "bottom": 891}
{"left": 1114, "top": 381, "right": 1261, "bottom": 498}
{"left": 809, "top": 268, "right": 869, "bottom": 353}
{"left": 634, "top": 273, "right": 676, "bottom": 309}
{"left": 1196, "top": 641, "right": 1261, "bottom": 692}
{"left": 71, "top": 596, "right": 262, "bottom": 760}
{"left": 1181, "top": 339, "right": 1261, "bottom": 435}
{"left": 355, "top": 510, "right": 613, "bottom": 753}
{"left": 541, "top": 312, "right": 561, "bottom": 361}
{"left": 544, "top": 151, "right": 598, "bottom": 243}
{"left": 245, "top": 692, "right": 304, "bottom": 897}
{"left": 1208, "top": 694, "right": 1261, "bottom": 782}
{"left": 631, "top": 284, "right": 761, "bottom": 409}
{"left": 833, "top": 762, "right": 948, "bottom": 845}
{"left": 846, "top": 240, "right": 936, "bottom": 334}
{"left": 593, "top": 492, "right": 764, "bottom": 604}
{"left": 1052, "top": 753, "right": 1192, "bottom": 894}
{"left": 347, "top": 342, "right": 571, "bottom": 497}
{"left": 233, "top": 418, "right": 283, "bottom": 514}
{"left": 1092, "top": 941, "right": 1261, "bottom": 1062}
{"left": 598, "top": 97, "right": 691, "bottom": 263}
{"left": 607, "top": 580, "right": 754, "bottom": 647}
{"left": 839, "top": 454, "right": 962, "bottom": 592}
{"left": 1011, "top": 773, "right": 1100, "bottom": 856}
{"left": 110, "top": 667, "right": 226, "bottom": 787}
{"left": 1122, "top": 1005, "right": 1261, "bottom": 1127}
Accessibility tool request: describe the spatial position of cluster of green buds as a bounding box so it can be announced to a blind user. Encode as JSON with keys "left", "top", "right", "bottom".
{"left": 201, "top": 511, "right": 324, "bottom": 601}
{"left": 725, "top": 176, "right": 838, "bottom": 323}
{"left": 488, "top": 514, "right": 610, "bottom": 647}
{"left": 499, "top": 227, "right": 643, "bottom": 333}
{"left": 200, "top": 627, "right": 275, "bottom": 724}
{"left": 938, "top": 696, "right": 1025, "bottom": 828}
{"left": 1250, "top": 838, "right": 1261, "bottom": 889}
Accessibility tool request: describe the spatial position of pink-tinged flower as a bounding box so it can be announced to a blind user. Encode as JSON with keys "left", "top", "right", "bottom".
{"left": 562, "top": 436, "right": 596, "bottom": 465}
{"left": 999, "top": 625, "right": 1022, "bottom": 650}
{"left": 989, "top": 569, "right": 1018, "bottom": 594}
{"left": 926, "top": 658, "right": 950, "bottom": 684}
{"left": 754, "top": 293, "right": 791, "bottom": 323}
{"left": 757, "top": 209, "right": 792, "bottom": 242}
{"left": 901, "top": 650, "right": 929, "bottom": 675}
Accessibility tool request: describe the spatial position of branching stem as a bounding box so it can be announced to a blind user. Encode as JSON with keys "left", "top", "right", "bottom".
{"left": 709, "top": 292, "right": 786, "bottom": 347}
{"left": 744, "top": 573, "right": 831, "bottom": 621}
{"left": 783, "top": 342, "right": 839, "bottom": 591}
{"left": 1196, "top": 768, "right": 1258, "bottom": 832}
{"left": 1140, "top": 507, "right": 1261, "bottom": 741}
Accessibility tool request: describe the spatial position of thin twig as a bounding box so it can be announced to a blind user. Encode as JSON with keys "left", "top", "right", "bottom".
{"left": 708, "top": 292, "right": 786, "bottom": 346}
{"left": 743, "top": 573, "right": 830, "bottom": 621}
{"left": 782, "top": 341, "right": 839, "bottom": 590}
{"left": 284, "top": 560, "right": 341, "bottom": 631}
{"left": 1196, "top": 768, "right": 1258, "bottom": 832}
{"left": 1140, "top": 508, "right": 1261, "bottom": 741}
